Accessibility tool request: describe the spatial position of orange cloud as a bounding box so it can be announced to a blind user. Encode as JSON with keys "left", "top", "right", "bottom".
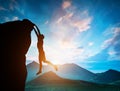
{"left": 62, "top": 1, "right": 71, "bottom": 9}
{"left": 73, "top": 17, "right": 92, "bottom": 32}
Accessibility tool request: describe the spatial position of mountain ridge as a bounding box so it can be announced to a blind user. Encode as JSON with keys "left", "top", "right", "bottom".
{"left": 26, "top": 71, "right": 120, "bottom": 91}
{"left": 26, "top": 61, "right": 120, "bottom": 84}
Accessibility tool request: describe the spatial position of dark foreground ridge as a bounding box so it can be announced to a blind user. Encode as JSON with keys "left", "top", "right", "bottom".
{"left": 26, "top": 71, "right": 120, "bottom": 91}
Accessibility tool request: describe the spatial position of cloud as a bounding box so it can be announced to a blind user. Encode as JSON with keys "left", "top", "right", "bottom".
{"left": 56, "top": 10, "right": 92, "bottom": 32}
{"left": 44, "top": 44, "right": 86, "bottom": 64}
{"left": 4, "top": 16, "right": 19, "bottom": 22}
{"left": 73, "top": 17, "right": 92, "bottom": 32}
{"left": 88, "top": 42, "right": 94, "bottom": 46}
{"left": 102, "top": 38, "right": 113, "bottom": 49}
{"left": 12, "top": 16, "right": 19, "bottom": 20}
{"left": 56, "top": 17, "right": 63, "bottom": 24}
{"left": 88, "top": 25, "right": 120, "bottom": 62}
{"left": 9, "top": 0, "right": 18, "bottom": 11}
{"left": 87, "top": 48, "right": 109, "bottom": 62}
{"left": 43, "top": 1, "right": 93, "bottom": 64}
{"left": 45, "top": 20, "right": 49, "bottom": 24}
{"left": 0, "top": 6, "right": 7, "bottom": 11}
{"left": 0, "top": 0, "right": 23, "bottom": 13}
{"left": 62, "top": 0, "right": 71, "bottom": 9}
{"left": 108, "top": 50, "right": 116, "bottom": 56}
{"left": 56, "top": 12, "right": 73, "bottom": 24}
{"left": 103, "top": 27, "right": 120, "bottom": 49}
{"left": 102, "top": 24, "right": 120, "bottom": 60}
{"left": 4, "top": 17, "right": 10, "bottom": 22}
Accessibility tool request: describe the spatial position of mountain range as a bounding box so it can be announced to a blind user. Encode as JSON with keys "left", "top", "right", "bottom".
{"left": 26, "top": 61, "right": 120, "bottom": 85}
{"left": 26, "top": 71, "right": 120, "bottom": 91}
{"left": 94, "top": 69, "right": 120, "bottom": 83}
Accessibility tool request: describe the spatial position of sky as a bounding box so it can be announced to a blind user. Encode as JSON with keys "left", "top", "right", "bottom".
{"left": 0, "top": 0, "right": 120, "bottom": 73}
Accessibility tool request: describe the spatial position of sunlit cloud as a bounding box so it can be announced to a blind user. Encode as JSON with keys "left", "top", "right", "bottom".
{"left": 56, "top": 17, "right": 63, "bottom": 24}
{"left": 62, "top": 0, "right": 71, "bottom": 9}
{"left": 73, "top": 17, "right": 92, "bottom": 32}
{"left": 44, "top": 1, "right": 93, "bottom": 64}
{"left": 56, "top": 11, "right": 92, "bottom": 32}
{"left": 44, "top": 44, "right": 85, "bottom": 64}
{"left": 56, "top": 12, "right": 74, "bottom": 24}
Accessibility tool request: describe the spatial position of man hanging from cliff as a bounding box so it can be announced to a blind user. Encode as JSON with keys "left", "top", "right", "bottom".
{"left": 36, "top": 33, "right": 58, "bottom": 75}
{"left": 0, "top": 19, "right": 58, "bottom": 91}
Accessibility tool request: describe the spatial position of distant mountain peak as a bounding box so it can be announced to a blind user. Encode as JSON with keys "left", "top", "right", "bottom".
{"left": 106, "top": 69, "right": 120, "bottom": 73}
{"left": 31, "top": 61, "right": 38, "bottom": 64}
{"left": 94, "top": 69, "right": 120, "bottom": 83}
{"left": 27, "top": 61, "right": 39, "bottom": 68}
{"left": 39, "top": 71, "right": 62, "bottom": 80}
{"left": 29, "top": 61, "right": 38, "bottom": 65}
{"left": 45, "top": 71, "right": 56, "bottom": 74}
{"left": 62, "top": 63, "right": 83, "bottom": 69}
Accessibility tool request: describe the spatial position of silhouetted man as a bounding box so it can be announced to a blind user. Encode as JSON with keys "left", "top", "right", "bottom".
{"left": 0, "top": 19, "right": 35, "bottom": 91}
{"left": 36, "top": 34, "right": 58, "bottom": 75}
